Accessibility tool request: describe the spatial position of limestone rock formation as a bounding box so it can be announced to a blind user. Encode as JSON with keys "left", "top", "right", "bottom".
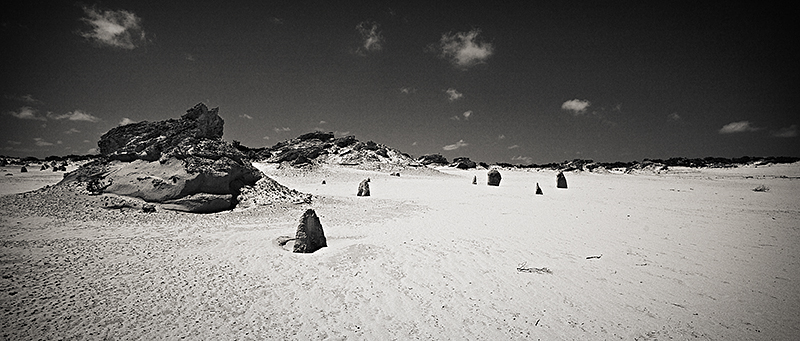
{"left": 557, "top": 172, "right": 568, "bottom": 189}
{"left": 20, "top": 166, "right": 27, "bottom": 173}
{"left": 357, "top": 178, "right": 370, "bottom": 196}
{"left": 450, "top": 157, "right": 477, "bottom": 169}
{"left": 258, "top": 131, "right": 418, "bottom": 169}
{"left": 535, "top": 182, "right": 543, "bottom": 195}
{"left": 62, "top": 103, "right": 266, "bottom": 213}
{"left": 472, "top": 175, "right": 477, "bottom": 185}
{"left": 487, "top": 169, "right": 501, "bottom": 186}
{"left": 293, "top": 209, "right": 327, "bottom": 253}
{"left": 417, "top": 154, "right": 449, "bottom": 166}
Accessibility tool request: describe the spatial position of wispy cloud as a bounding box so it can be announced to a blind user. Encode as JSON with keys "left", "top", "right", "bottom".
{"left": 6, "top": 94, "right": 42, "bottom": 104}
{"left": 400, "top": 87, "right": 417, "bottom": 94}
{"left": 7, "top": 140, "right": 21, "bottom": 145}
{"left": 119, "top": 117, "right": 136, "bottom": 126}
{"left": 668, "top": 112, "right": 682, "bottom": 121}
{"left": 8, "top": 107, "right": 46, "bottom": 121}
{"left": 462, "top": 111, "right": 472, "bottom": 120}
{"left": 239, "top": 114, "right": 253, "bottom": 120}
{"left": 438, "top": 28, "right": 493, "bottom": 69}
{"left": 263, "top": 136, "right": 270, "bottom": 140}
{"left": 772, "top": 124, "right": 798, "bottom": 138}
{"left": 269, "top": 17, "right": 284, "bottom": 25}
{"left": 274, "top": 127, "right": 291, "bottom": 133}
{"left": 719, "top": 121, "right": 761, "bottom": 134}
{"left": 561, "top": 99, "right": 591, "bottom": 115}
{"left": 511, "top": 156, "right": 533, "bottom": 164}
{"left": 445, "top": 88, "right": 463, "bottom": 102}
{"left": 48, "top": 110, "right": 101, "bottom": 122}
{"left": 33, "top": 138, "right": 54, "bottom": 147}
{"left": 498, "top": 134, "right": 505, "bottom": 140}
{"left": 443, "top": 139, "right": 468, "bottom": 151}
{"left": 64, "top": 128, "right": 81, "bottom": 134}
{"left": 507, "top": 145, "right": 519, "bottom": 149}
{"left": 355, "top": 21, "right": 383, "bottom": 55}
{"left": 78, "top": 5, "right": 147, "bottom": 50}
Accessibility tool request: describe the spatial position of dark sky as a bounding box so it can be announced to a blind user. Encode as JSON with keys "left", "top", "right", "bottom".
{"left": 2, "top": 1, "right": 798, "bottom": 163}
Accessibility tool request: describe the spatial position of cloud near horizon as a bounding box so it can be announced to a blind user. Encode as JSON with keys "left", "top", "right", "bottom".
{"left": 443, "top": 139, "right": 468, "bottom": 151}
{"left": 511, "top": 155, "right": 533, "bottom": 164}
{"left": 33, "top": 138, "right": 54, "bottom": 147}
{"left": 78, "top": 5, "right": 147, "bottom": 49}
{"left": 438, "top": 29, "right": 494, "bottom": 68}
{"left": 719, "top": 121, "right": 760, "bottom": 134}
{"left": 9, "top": 107, "right": 46, "bottom": 121}
{"left": 772, "top": 125, "right": 798, "bottom": 138}
{"left": 561, "top": 99, "right": 591, "bottom": 115}
{"left": 119, "top": 117, "right": 136, "bottom": 126}
{"left": 48, "top": 110, "right": 101, "bottom": 122}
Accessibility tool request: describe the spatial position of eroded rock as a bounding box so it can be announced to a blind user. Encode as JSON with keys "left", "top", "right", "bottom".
{"left": 293, "top": 209, "right": 327, "bottom": 253}
{"left": 487, "top": 169, "right": 501, "bottom": 186}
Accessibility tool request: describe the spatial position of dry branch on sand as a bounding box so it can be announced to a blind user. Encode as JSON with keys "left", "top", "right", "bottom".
{"left": 516, "top": 262, "right": 552, "bottom": 274}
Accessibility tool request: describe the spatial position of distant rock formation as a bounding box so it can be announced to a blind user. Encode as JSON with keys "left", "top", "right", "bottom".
{"left": 357, "top": 178, "right": 370, "bottom": 196}
{"left": 20, "top": 166, "right": 27, "bottom": 173}
{"left": 417, "top": 154, "right": 449, "bottom": 166}
{"left": 557, "top": 172, "right": 568, "bottom": 189}
{"left": 487, "top": 169, "right": 501, "bottom": 186}
{"left": 535, "top": 182, "right": 543, "bottom": 195}
{"left": 450, "top": 157, "right": 477, "bottom": 169}
{"left": 61, "top": 103, "right": 273, "bottom": 213}
{"left": 472, "top": 175, "right": 477, "bottom": 185}
{"left": 256, "top": 131, "right": 419, "bottom": 169}
{"left": 293, "top": 209, "right": 327, "bottom": 253}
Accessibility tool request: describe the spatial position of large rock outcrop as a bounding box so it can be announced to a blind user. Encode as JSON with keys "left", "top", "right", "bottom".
{"left": 62, "top": 103, "right": 267, "bottom": 213}
{"left": 417, "top": 154, "right": 449, "bottom": 166}
{"left": 557, "top": 171, "right": 568, "bottom": 189}
{"left": 450, "top": 157, "right": 477, "bottom": 169}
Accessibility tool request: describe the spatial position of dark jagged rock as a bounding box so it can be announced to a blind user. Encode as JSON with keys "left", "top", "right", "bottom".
{"left": 535, "top": 182, "right": 543, "bottom": 195}
{"left": 20, "top": 166, "right": 27, "bottom": 173}
{"left": 417, "top": 154, "right": 449, "bottom": 166}
{"left": 142, "top": 203, "right": 156, "bottom": 213}
{"left": 487, "top": 169, "right": 501, "bottom": 186}
{"left": 293, "top": 209, "right": 327, "bottom": 253}
{"left": 557, "top": 172, "right": 568, "bottom": 189}
{"left": 98, "top": 103, "right": 224, "bottom": 161}
{"left": 472, "top": 175, "right": 477, "bottom": 185}
{"left": 450, "top": 157, "right": 477, "bottom": 169}
{"left": 357, "top": 178, "right": 370, "bottom": 196}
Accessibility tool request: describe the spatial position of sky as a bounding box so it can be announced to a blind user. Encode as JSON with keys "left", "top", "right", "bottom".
{"left": 2, "top": 1, "right": 798, "bottom": 163}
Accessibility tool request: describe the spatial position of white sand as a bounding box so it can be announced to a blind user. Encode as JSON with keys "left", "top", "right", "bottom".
{"left": 1, "top": 162, "right": 798, "bottom": 340}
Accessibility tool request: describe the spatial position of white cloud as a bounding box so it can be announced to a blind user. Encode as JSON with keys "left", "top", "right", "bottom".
{"left": 443, "top": 139, "right": 468, "bottom": 151}
{"left": 78, "top": 5, "right": 146, "bottom": 50}
{"left": 511, "top": 156, "right": 533, "bottom": 164}
{"left": 507, "top": 145, "right": 519, "bottom": 149}
{"left": 64, "top": 128, "right": 81, "bottom": 134}
{"left": 263, "top": 136, "right": 270, "bottom": 140}
{"left": 400, "top": 87, "right": 416, "bottom": 94}
{"left": 9, "top": 107, "right": 46, "bottom": 121}
{"left": 356, "top": 21, "right": 383, "bottom": 54}
{"left": 319, "top": 120, "right": 327, "bottom": 124}
{"left": 450, "top": 115, "right": 461, "bottom": 121}
{"left": 119, "top": 117, "right": 136, "bottom": 126}
{"left": 772, "top": 125, "right": 798, "bottom": 138}
{"left": 49, "top": 110, "right": 101, "bottom": 122}
{"left": 561, "top": 99, "right": 591, "bottom": 115}
{"left": 498, "top": 134, "right": 505, "bottom": 140}
{"left": 668, "top": 112, "right": 682, "bottom": 121}
{"left": 719, "top": 121, "right": 760, "bottom": 134}
{"left": 33, "top": 138, "right": 54, "bottom": 147}
{"left": 445, "top": 88, "right": 463, "bottom": 102}
{"left": 87, "top": 147, "right": 99, "bottom": 154}
{"left": 7, "top": 140, "right": 21, "bottom": 145}
{"left": 438, "top": 29, "right": 494, "bottom": 68}
{"left": 462, "top": 111, "right": 472, "bottom": 120}
{"left": 274, "top": 127, "right": 291, "bottom": 133}
{"left": 239, "top": 114, "right": 253, "bottom": 120}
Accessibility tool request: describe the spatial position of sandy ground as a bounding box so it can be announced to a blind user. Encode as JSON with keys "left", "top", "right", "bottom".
{"left": 1, "top": 162, "right": 798, "bottom": 340}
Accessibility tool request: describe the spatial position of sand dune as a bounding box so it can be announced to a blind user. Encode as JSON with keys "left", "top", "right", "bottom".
{"left": 1, "top": 163, "right": 798, "bottom": 339}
